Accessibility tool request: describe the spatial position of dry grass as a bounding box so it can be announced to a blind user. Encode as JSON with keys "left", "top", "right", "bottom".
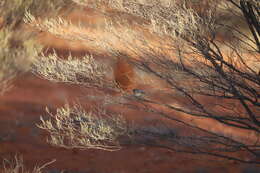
{"left": 37, "top": 104, "right": 128, "bottom": 151}
{"left": 1, "top": 155, "right": 55, "bottom": 173}
{"left": 0, "top": 0, "right": 72, "bottom": 94}
{"left": 32, "top": 51, "right": 117, "bottom": 89}
{"left": 0, "top": 0, "right": 73, "bottom": 29}
{"left": 0, "top": 27, "right": 40, "bottom": 95}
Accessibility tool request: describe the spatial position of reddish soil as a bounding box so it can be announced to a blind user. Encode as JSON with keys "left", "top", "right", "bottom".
{"left": 1, "top": 5, "right": 260, "bottom": 173}
{"left": 1, "top": 73, "right": 258, "bottom": 173}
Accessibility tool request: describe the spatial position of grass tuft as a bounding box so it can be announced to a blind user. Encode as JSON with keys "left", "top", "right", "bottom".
{"left": 1, "top": 155, "right": 55, "bottom": 173}
{"left": 0, "top": 27, "right": 41, "bottom": 95}
{"left": 37, "top": 104, "right": 128, "bottom": 151}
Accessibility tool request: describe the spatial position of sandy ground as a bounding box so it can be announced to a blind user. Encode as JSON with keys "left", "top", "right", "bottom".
{"left": 1, "top": 73, "right": 260, "bottom": 173}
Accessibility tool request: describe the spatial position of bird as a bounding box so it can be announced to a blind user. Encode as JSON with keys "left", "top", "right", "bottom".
{"left": 133, "top": 88, "right": 146, "bottom": 97}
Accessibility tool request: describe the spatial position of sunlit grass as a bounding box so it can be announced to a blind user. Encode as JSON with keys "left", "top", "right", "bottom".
{"left": 37, "top": 104, "right": 128, "bottom": 151}
{"left": 0, "top": 27, "right": 40, "bottom": 94}
{"left": 1, "top": 155, "right": 55, "bottom": 173}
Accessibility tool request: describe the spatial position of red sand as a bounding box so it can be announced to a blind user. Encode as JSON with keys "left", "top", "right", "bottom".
{"left": 1, "top": 73, "right": 256, "bottom": 173}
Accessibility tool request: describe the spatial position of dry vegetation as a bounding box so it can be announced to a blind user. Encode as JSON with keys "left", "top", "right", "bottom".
{"left": 1, "top": 156, "right": 55, "bottom": 173}
{"left": 0, "top": 27, "right": 39, "bottom": 95}
{"left": 33, "top": 0, "right": 260, "bottom": 163}
{"left": 1, "top": 0, "right": 260, "bottom": 170}
{"left": 0, "top": 0, "right": 74, "bottom": 95}
{"left": 32, "top": 52, "right": 117, "bottom": 89}
{"left": 37, "top": 104, "right": 128, "bottom": 151}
